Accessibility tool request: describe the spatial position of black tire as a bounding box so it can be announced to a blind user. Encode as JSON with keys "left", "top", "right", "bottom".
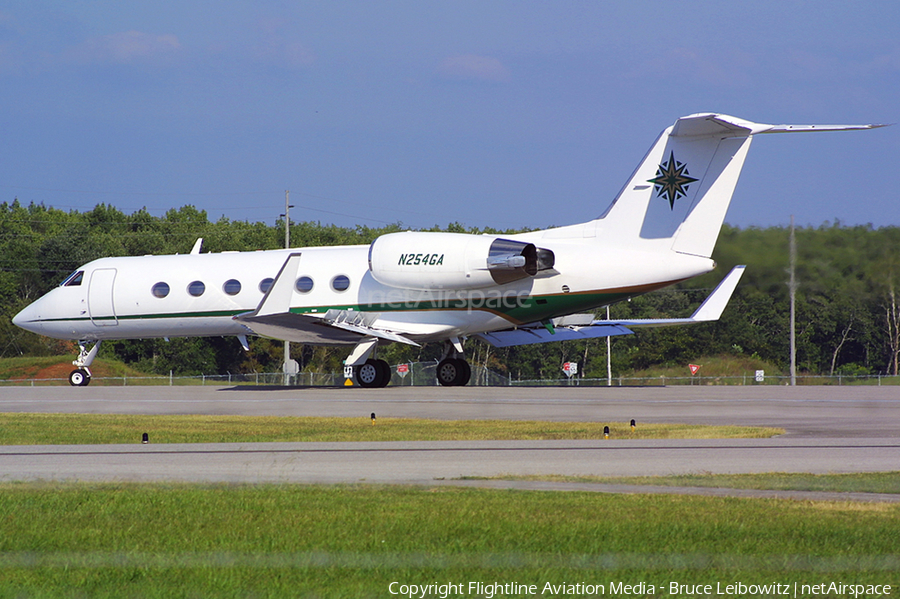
{"left": 437, "top": 359, "right": 462, "bottom": 386}
{"left": 354, "top": 360, "right": 381, "bottom": 389}
{"left": 374, "top": 359, "right": 391, "bottom": 388}
{"left": 454, "top": 358, "right": 471, "bottom": 386}
{"left": 68, "top": 369, "right": 90, "bottom": 387}
{"left": 436, "top": 359, "right": 471, "bottom": 387}
{"left": 356, "top": 359, "right": 390, "bottom": 388}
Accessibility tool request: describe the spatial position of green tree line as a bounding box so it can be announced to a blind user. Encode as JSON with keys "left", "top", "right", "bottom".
{"left": 2, "top": 199, "right": 898, "bottom": 378}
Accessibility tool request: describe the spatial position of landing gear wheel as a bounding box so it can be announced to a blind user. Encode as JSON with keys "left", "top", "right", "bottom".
{"left": 374, "top": 359, "right": 391, "bottom": 387}
{"left": 437, "top": 358, "right": 470, "bottom": 386}
{"left": 355, "top": 359, "right": 390, "bottom": 388}
{"left": 68, "top": 369, "right": 91, "bottom": 387}
{"left": 455, "top": 358, "right": 471, "bottom": 386}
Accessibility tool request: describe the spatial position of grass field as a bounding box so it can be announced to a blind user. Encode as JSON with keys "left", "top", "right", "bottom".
{"left": 0, "top": 482, "right": 897, "bottom": 598}
{"left": 1, "top": 413, "right": 894, "bottom": 597}
{"left": 470, "top": 472, "right": 900, "bottom": 494}
{"left": 0, "top": 413, "right": 783, "bottom": 445}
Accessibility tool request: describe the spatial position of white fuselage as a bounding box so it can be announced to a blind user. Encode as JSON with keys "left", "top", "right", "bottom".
{"left": 13, "top": 226, "right": 715, "bottom": 345}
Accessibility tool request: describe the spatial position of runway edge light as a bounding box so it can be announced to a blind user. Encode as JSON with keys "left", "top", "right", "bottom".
{"left": 631, "top": 419, "right": 636, "bottom": 433}
{"left": 371, "top": 412, "right": 376, "bottom": 426}
{"left": 604, "top": 425, "right": 610, "bottom": 440}
{"left": 141, "top": 433, "right": 149, "bottom": 444}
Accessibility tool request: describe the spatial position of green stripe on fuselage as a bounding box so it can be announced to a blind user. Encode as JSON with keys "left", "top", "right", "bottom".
{"left": 290, "top": 290, "right": 630, "bottom": 325}
{"left": 37, "top": 290, "right": 631, "bottom": 328}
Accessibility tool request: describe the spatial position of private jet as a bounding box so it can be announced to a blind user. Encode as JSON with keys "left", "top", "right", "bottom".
{"left": 13, "top": 113, "right": 885, "bottom": 386}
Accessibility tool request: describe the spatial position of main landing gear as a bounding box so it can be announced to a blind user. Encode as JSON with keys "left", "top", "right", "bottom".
{"left": 355, "top": 358, "right": 391, "bottom": 389}
{"left": 436, "top": 357, "right": 471, "bottom": 387}
{"left": 345, "top": 336, "right": 472, "bottom": 388}
{"left": 436, "top": 338, "right": 471, "bottom": 387}
{"left": 354, "top": 356, "right": 472, "bottom": 387}
{"left": 69, "top": 341, "right": 100, "bottom": 387}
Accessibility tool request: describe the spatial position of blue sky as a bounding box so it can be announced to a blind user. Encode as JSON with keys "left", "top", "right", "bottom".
{"left": 1, "top": 1, "right": 896, "bottom": 233}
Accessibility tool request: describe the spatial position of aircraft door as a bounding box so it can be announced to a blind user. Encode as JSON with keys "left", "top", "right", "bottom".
{"left": 88, "top": 268, "right": 118, "bottom": 326}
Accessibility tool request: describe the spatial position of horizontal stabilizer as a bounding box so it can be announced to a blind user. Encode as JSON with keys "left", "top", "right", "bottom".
{"left": 476, "top": 266, "right": 745, "bottom": 348}
{"left": 671, "top": 113, "right": 889, "bottom": 138}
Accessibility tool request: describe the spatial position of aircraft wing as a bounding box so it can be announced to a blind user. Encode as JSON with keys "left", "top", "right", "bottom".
{"left": 233, "top": 253, "right": 420, "bottom": 346}
{"left": 476, "top": 265, "right": 745, "bottom": 348}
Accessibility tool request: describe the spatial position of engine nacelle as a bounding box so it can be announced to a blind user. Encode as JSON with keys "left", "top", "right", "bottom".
{"left": 368, "top": 231, "right": 555, "bottom": 291}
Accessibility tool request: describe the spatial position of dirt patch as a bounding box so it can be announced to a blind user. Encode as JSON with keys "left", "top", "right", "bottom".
{"left": 28, "top": 363, "right": 76, "bottom": 381}
{"left": 12, "top": 360, "right": 121, "bottom": 381}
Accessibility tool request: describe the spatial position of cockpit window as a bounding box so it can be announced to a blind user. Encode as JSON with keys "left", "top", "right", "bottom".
{"left": 61, "top": 271, "right": 84, "bottom": 287}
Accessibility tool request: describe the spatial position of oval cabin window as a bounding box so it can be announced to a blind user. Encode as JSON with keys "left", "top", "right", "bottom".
{"left": 331, "top": 275, "right": 350, "bottom": 292}
{"left": 188, "top": 281, "right": 206, "bottom": 297}
{"left": 223, "top": 279, "right": 241, "bottom": 296}
{"left": 151, "top": 282, "right": 170, "bottom": 298}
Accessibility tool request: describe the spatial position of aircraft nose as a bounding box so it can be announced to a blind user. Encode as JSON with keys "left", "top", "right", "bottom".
{"left": 12, "top": 302, "right": 42, "bottom": 335}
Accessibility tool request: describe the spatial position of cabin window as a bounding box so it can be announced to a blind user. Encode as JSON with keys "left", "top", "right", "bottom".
{"left": 151, "top": 282, "right": 170, "bottom": 298}
{"left": 259, "top": 278, "right": 275, "bottom": 294}
{"left": 223, "top": 279, "right": 241, "bottom": 295}
{"left": 188, "top": 281, "right": 206, "bottom": 297}
{"left": 61, "top": 270, "right": 84, "bottom": 287}
{"left": 331, "top": 275, "right": 350, "bottom": 292}
{"left": 295, "top": 276, "right": 314, "bottom": 293}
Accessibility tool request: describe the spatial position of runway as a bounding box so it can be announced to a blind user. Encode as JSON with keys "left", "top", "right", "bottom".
{"left": 1, "top": 385, "right": 899, "bottom": 498}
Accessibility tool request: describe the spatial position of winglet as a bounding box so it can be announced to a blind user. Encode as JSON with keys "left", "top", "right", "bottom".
{"left": 252, "top": 253, "right": 302, "bottom": 317}
{"left": 689, "top": 265, "right": 746, "bottom": 321}
{"left": 475, "top": 267, "right": 746, "bottom": 348}
{"left": 590, "top": 265, "right": 746, "bottom": 329}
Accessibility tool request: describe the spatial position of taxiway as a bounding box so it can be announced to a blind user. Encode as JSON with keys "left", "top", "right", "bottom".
{"left": 1, "top": 385, "right": 898, "bottom": 498}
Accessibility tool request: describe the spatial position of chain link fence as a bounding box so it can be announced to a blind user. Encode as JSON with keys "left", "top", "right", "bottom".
{"left": 0, "top": 361, "right": 510, "bottom": 387}
{"left": 2, "top": 363, "right": 897, "bottom": 387}
{"left": 510, "top": 374, "right": 900, "bottom": 386}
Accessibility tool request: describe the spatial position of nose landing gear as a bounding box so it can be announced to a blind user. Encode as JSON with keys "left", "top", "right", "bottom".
{"left": 69, "top": 341, "right": 100, "bottom": 386}
{"left": 68, "top": 368, "right": 91, "bottom": 387}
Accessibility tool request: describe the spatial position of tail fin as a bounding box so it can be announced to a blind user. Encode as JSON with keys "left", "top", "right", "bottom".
{"left": 601, "top": 113, "right": 886, "bottom": 258}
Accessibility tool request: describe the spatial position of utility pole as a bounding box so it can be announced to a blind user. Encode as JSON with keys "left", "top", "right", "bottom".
{"left": 606, "top": 305, "right": 612, "bottom": 386}
{"left": 789, "top": 215, "right": 797, "bottom": 386}
{"left": 284, "top": 190, "right": 291, "bottom": 249}
{"left": 282, "top": 191, "right": 297, "bottom": 384}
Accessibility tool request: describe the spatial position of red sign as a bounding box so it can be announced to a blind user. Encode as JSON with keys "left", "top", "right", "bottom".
{"left": 397, "top": 364, "right": 409, "bottom": 373}
{"left": 689, "top": 364, "right": 700, "bottom": 375}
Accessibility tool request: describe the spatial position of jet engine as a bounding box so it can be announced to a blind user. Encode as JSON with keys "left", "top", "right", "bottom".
{"left": 368, "top": 231, "right": 555, "bottom": 291}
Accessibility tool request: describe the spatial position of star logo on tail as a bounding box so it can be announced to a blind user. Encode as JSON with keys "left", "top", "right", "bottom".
{"left": 648, "top": 151, "right": 698, "bottom": 209}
